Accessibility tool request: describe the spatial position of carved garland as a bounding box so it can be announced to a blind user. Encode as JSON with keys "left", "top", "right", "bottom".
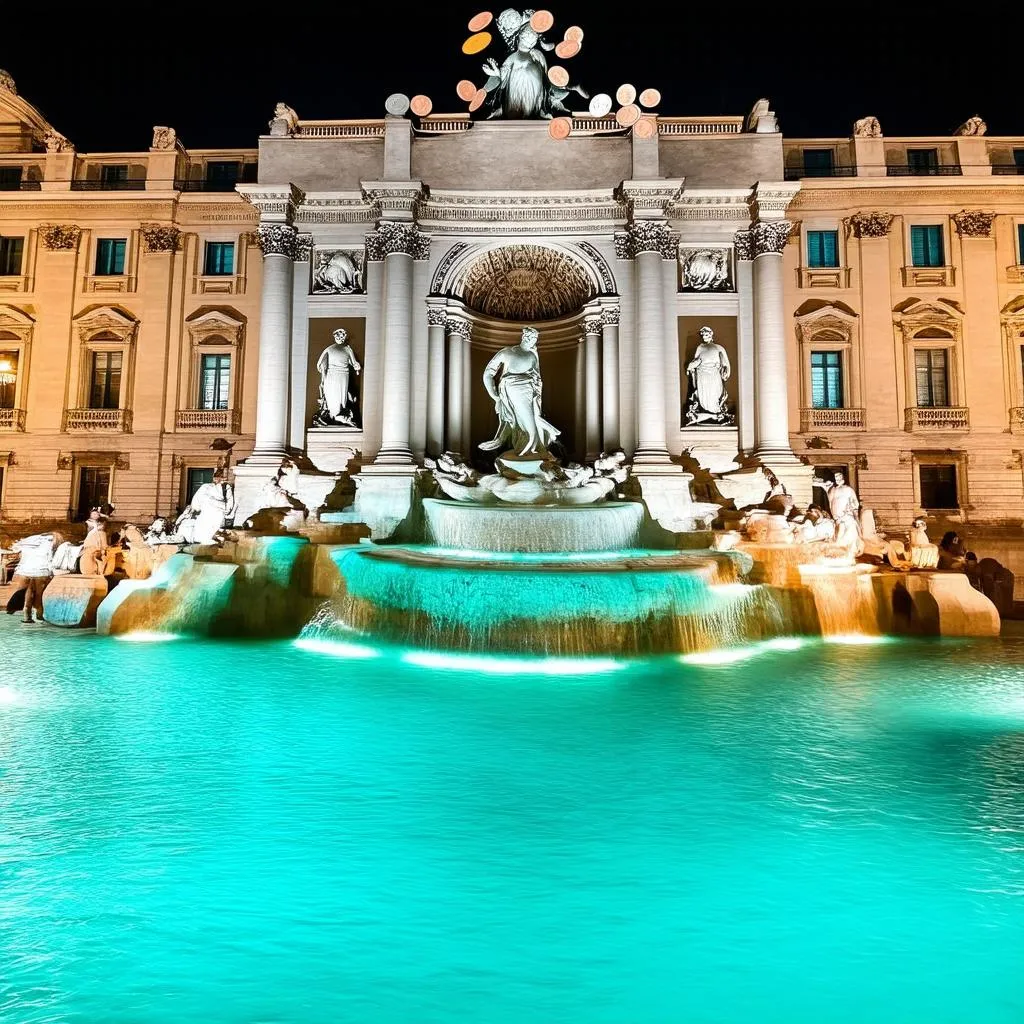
{"left": 256, "top": 224, "right": 298, "bottom": 258}
{"left": 953, "top": 210, "right": 995, "bottom": 238}
{"left": 365, "top": 222, "right": 430, "bottom": 261}
{"left": 39, "top": 224, "right": 81, "bottom": 250}
{"left": 140, "top": 224, "right": 181, "bottom": 253}
{"left": 847, "top": 212, "right": 894, "bottom": 238}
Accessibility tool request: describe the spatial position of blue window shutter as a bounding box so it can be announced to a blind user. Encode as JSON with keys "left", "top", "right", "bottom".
{"left": 811, "top": 352, "right": 825, "bottom": 406}
{"left": 112, "top": 239, "right": 125, "bottom": 275}
{"left": 927, "top": 226, "right": 943, "bottom": 267}
{"left": 911, "top": 226, "right": 926, "bottom": 266}
{"left": 822, "top": 231, "right": 838, "bottom": 267}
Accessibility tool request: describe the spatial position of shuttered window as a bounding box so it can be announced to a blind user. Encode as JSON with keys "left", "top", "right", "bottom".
{"left": 807, "top": 230, "right": 839, "bottom": 268}
{"left": 204, "top": 242, "right": 234, "bottom": 275}
{"left": 0, "top": 236, "right": 23, "bottom": 275}
{"left": 914, "top": 349, "right": 949, "bottom": 407}
{"left": 910, "top": 225, "right": 944, "bottom": 267}
{"left": 95, "top": 238, "right": 126, "bottom": 275}
{"left": 810, "top": 351, "right": 843, "bottom": 409}
{"left": 200, "top": 354, "right": 231, "bottom": 410}
{"left": 90, "top": 351, "right": 122, "bottom": 409}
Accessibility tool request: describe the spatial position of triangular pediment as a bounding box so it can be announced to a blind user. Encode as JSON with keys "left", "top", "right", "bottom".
{"left": 0, "top": 304, "right": 35, "bottom": 329}
{"left": 0, "top": 72, "right": 60, "bottom": 153}
{"left": 185, "top": 307, "right": 245, "bottom": 330}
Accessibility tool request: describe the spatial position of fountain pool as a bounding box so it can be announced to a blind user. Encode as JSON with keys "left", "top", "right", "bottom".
{"left": 3, "top": 616, "right": 1023, "bottom": 1022}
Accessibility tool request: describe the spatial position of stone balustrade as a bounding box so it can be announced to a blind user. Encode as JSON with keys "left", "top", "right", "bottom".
{"left": 800, "top": 407, "right": 864, "bottom": 431}
{"left": 903, "top": 406, "right": 969, "bottom": 432}
{"left": 176, "top": 408, "right": 241, "bottom": 432}
{"left": 1010, "top": 407, "right": 1024, "bottom": 434}
{"left": 63, "top": 407, "right": 132, "bottom": 431}
{"left": 0, "top": 407, "right": 25, "bottom": 431}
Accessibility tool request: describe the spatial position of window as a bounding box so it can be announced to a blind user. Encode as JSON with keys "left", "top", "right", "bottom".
{"left": 199, "top": 354, "right": 231, "bottom": 410}
{"left": 0, "top": 350, "right": 19, "bottom": 409}
{"left": 0, "top": 167, "right": 22, "bottom": 190}
{"left": 186, "top": 467, "right": 214, "bottom": 504}
{"left": 204, "top": 241, "right": 234, "bottom": 276}
{"left": 1018, "top": 224, "right": 1024, "bottom": 264}
{"left": 95, "top": 238, "right": 126, "bottom": 276}
{"left": 76, "top": 467, "right": 111, "bottom": 520}
{"left": 915, "top": 349, "right": 949, "bottom": 407}
{"left": 89, "top": 351, "right": 122, "bottom": 409}
{"left": 811, "top": 351, "right": 844, "bottom": 408}
{"left": 100, "top": 164, "right": 128, "bottom": 186}
{"left": 0, "top": 236, "right": 23, "bottom": 276}
{"left": 1014, "top": 149, "right": 1024, "bottom": 170}
{"left": 803, "top": 149, "right": 834, "bottom": 177}
{"left": 910, "top": 225, "right": 944, "bottom": 268}
{"left": 919, "top": 464, "right": 958, "bottom": 509}
{"left": 807, "top": 230, "right": 839, "bottom": 268}
{"left": 908, "top": 148, "right": 939, "bottom": 174}
{"left": 205, "top": 161, "right": 241, "bottom": 189}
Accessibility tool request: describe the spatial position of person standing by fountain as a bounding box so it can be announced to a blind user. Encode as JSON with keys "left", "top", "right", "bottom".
{"left": 479, "top": 327, "right": 560, "bottom": 459}
{"left": 9, "top": 531, "right": 61, "bottom": 623}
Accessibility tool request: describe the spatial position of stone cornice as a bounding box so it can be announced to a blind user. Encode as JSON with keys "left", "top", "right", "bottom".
{"left": 416, "top": 188, "right": 626, "bottom": 234}
{"left": 749, "top": 181, "right": 800, "bottom": 222}
{"left": 667, "top": 189, "right": 751, "bottom": 222}
{"left": 618, "top": 179, "right": 685, "bottom": 219}
{"left": 361, "top": 181, "right": 426, "bottom": 222}
{"left": 236, "top": 183, "right": 305, "bottom": 223}
{"left": 295, "top": 193, "right": 376, "bottom": 224}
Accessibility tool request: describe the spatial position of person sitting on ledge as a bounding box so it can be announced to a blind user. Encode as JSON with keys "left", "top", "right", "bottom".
{"left": 909, "top": 516, "right": 939, "bottom": 569}
{"left": 938, "top": 530, "right": 967, "bottom": 571}
{"left": 794, "top": 504, "right": 836, "bottom": 544}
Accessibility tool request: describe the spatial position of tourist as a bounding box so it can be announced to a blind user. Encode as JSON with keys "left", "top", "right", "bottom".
{"left": 909, "top": 516, "right": 939, "bottom": 569}
{"left": 79, "top": 509, "right": 109, "bottom": 577}
{"left": 10, "top": 531, "right": 62, "bottom": 623}
{"left": 795, "top": 504, "right": 835, "bottom": 544}
{"left": 938, "top": 531, "right": 967, "bottom": 571}
{"left": 761, "top": 468, "right": 794, "bottom": 516}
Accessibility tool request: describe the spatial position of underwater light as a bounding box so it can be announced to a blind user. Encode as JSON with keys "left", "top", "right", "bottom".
{"left": 400, "top": 650, "right": 626, "bottom": 675}
{"left": 115, "top": 631, "right": 181, "bottom": 643}
{"left": 293, "top": 638, "right": 381, "bottom": 659}
{"left": 680, "top": 636, "right": 806, "bottom": 666}
{"left": 0, "top": 684, "right": 23, "bottom": 706}
{"left": 825, "top": 633, "right": 890, "bottom": 646}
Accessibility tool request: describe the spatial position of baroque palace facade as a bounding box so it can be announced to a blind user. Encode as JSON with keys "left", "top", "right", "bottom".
{"left": 1, "top": 69, "right": 1023, "bottom": 562}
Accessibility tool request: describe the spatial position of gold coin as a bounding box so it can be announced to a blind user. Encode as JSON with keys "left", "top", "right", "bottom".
{"left": 616, "top": 103, "right": 640, "bottom": 127}
{"left": 548, "top": 65, "right": 569, "bottom": 88}
{"left": 564, "top": 25, "right": 584, "bottom": 43}
{"left": 633, "top": 116, "right": 656, "bottom": 138}
{"left": 638, "top": 88, "right": 662, "bottom": 108}
{"left": 462, "top": 31, "right": 492, "bottom": 55}
{"left": 530, "top": 9, "right": 554, "bottom": 32}
{"left": 468, "top": 87, "right": 487, "bottom": 112}
{"left": 410, "top": 95, "right": 433, "bottom": 117}
{"left": 467, "top": 11, "right": 493, "bottom": 31}
{"left": 554, "top": 39, "right": 579, "bottom": 59}
{"left": 616, "top": 83, "right": 636, "bottom": 106}
{"left": 548, "top": 117, "right": 571, "bottom": 140}
{"left": 456, "top": 79, "right": 477, "bottom": 102}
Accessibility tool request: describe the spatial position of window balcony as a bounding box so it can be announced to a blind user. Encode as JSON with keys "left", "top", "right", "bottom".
{"left": 904, "top": 406, "right": 969, "bottom": 432}
{"left": 783, "top": 164, "right": 856, "bottom": 181}
{"left": 902, "top": 265, "right": 955, "bottom": 288}
{"left": 800, "top": 407, "right": 864, "bottom": 431}
{"left": 0, "top": 407, "right": 25, "bottom": 431}
{"left": 886, "top": 164, "right": 962, "bottom": 176}
{"left": 64, "top": 407, "right": 132, "bottom": 432}
{"left": 69, "top": 179, "right": 146, "bottom": 191}
{"left": 176, "top": 408, "right": 241, "bottom": 432}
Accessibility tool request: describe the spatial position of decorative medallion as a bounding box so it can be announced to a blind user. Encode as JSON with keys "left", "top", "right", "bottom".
{"left": 680, "top": 249, "right": 730, "bottom": 291}
{"left": 312, "top": 249, "right": 364, "bottom": 293}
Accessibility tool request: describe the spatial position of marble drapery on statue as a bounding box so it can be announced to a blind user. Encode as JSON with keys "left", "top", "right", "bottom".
{"left": 685, "top": 326, "right": 734, "bottom": 425}
{"left": 176, "top": 473, "right": 236, "bottom": 545}
{"left": 313, "top": 328, "right": 361, "bottom": 427}
{"left": 828, "top": 471, "right": 862, "bottom": 556}
{"left": 479, "top": 327, "right": 560, "bottom": 458}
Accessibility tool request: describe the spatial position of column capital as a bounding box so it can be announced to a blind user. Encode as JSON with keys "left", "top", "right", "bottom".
{"left": 601, "top": 306, "right": 620, "bottom": 326}
{"left": 294, "top": 233, "right": 313, "bottom": 262}
{"left": 236, "top": 183, "right": 305, "bottom": 223}
{"left": 582, "top": 314, "right": 604, "bottom": 335}
{"left": 748, "top": 181, "right": 800, "bottom": 222}
{"left": 140, "top": 224, "right": 181, "bottom": 253}
{"left": 953, "top": 210, "right": 996, "bottom": 237}
{"left": 733, "top": 230, "right": 754, "bottom": 262}
{"left": 256, "top": 223, "right": 299, "bottom": 258}
{"left": 616, "top": 221, "right": 678, "bottom": 260}
{"left": 366, "top": 222, "right": 430, "bottom": 261}
{"left": 846, "top": 211, "right": 895, "bottom": 238}
{"left": 426, "top": 307, "right": 447, "bottom": 327}
{"left": 750, "top": 220, "right": 792, "bottom": 257}
{"left": 39, "top": 223, "right": 81, "bottom": 251}
{"left": 444, "top": 315, "right": 472, "bottom": 340}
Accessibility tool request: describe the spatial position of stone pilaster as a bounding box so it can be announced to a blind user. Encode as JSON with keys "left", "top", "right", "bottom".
{"left": 425, "top": 303, "right": 447, "bottom": 456}
{"left": 583, "top": 313, "right": 603, "bottom": 460}
{"left": 444, "top": 315, "right": 471, "bottom": 457}
{"left": 600, "top": 305, "right": 621, "bottom": 453}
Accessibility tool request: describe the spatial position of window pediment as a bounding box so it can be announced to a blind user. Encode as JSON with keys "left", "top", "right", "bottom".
{"left": 73, "top": 305, "right": 139, "bottom": 345}
{"left": 794, "top": 304, "right": 858, "bottom": 346}
{"left": 185, "top": 307, "right": 245, "bottom": 347}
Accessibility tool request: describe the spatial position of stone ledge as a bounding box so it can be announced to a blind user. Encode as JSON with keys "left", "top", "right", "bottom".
{"left": 43, "top": 574, "right": 108, "bottom": 627}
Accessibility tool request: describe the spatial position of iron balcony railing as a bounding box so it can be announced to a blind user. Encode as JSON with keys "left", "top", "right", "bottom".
{"left": 70, "top": 179, "right": 147, "bottom": 191}
{"left": 886, "top": 164, "right": 963, "bottom": 176}
{"left": 175, "top": 179, "right": 241, "bottom": 192}
{"left": 992, "top": 164, "right": 1024, "bottom": 175}
{"left": 784, "top": 164, "right": 857, "bottom": 180}
{"left": 0, "top": 179, "right": 41, "bottom": 191}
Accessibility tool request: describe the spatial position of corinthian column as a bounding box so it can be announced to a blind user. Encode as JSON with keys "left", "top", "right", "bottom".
{"left": 583, "top": 313, "right": 603, "bottom": 460}
{"left": 425, "top": 304, "right": 446, "bottom": 455}
{"left": 252, "top": 223, "right": 297, "bottom": 460}
{"left": 601, "top": 306, "right": 621, "bottom": 452}
{"left": 625, "top": 220, "right": 676, "bottom": 463}
{"left": 748, "top": 220, "right": 794, "bottom": 458}
{"left": 366, "top": 221, "right": 429, "bottom": 465}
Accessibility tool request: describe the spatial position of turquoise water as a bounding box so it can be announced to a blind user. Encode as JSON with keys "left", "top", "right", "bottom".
{"left": 2, "top": 620, "right": 1024, "bottom": 1022}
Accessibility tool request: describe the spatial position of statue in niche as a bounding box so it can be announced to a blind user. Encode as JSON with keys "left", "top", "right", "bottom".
{"left": 684, "top": 326, "right": 734, "bottom": 426}
{"left": 312, "top": 250, "right": 363, "bottom": 294}
{"left": 313, "top": 329, "right": 361, "bottom": 427}
{"left": 479, "top": 326, "right": 559, "bottom": 458}
{"left": 482, "top": 9, "right": 588, "bottom": 119}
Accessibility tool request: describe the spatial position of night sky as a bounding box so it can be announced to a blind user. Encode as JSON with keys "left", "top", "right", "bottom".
{"left": 3, "top": 5, "right": 1019, "bottom": 152}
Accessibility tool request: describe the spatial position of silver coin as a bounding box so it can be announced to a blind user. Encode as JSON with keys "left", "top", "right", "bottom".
{"left": 385, "top": 93, "right": 411, "bottom": 117}
{"left": 588, "top": 93, "right": 613, "bottom": 117}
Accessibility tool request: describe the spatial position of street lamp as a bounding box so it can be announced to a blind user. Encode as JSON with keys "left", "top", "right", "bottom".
{"left": 0, "top": 357, "right": 16, "bottom": 387}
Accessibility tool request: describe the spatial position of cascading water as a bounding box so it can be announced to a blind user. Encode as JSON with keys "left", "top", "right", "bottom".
{"left": 300, "top": 545, "right": 786, "bottom": 656}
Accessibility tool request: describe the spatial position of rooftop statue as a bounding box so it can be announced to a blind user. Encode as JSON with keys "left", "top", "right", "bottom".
{"left": 482, "top": 9, "right": 588, "bottom": 119}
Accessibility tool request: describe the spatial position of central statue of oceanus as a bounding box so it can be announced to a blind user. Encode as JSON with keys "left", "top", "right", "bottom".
{"left": 479, "top": 326, "right": 560, "bottom": 457}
